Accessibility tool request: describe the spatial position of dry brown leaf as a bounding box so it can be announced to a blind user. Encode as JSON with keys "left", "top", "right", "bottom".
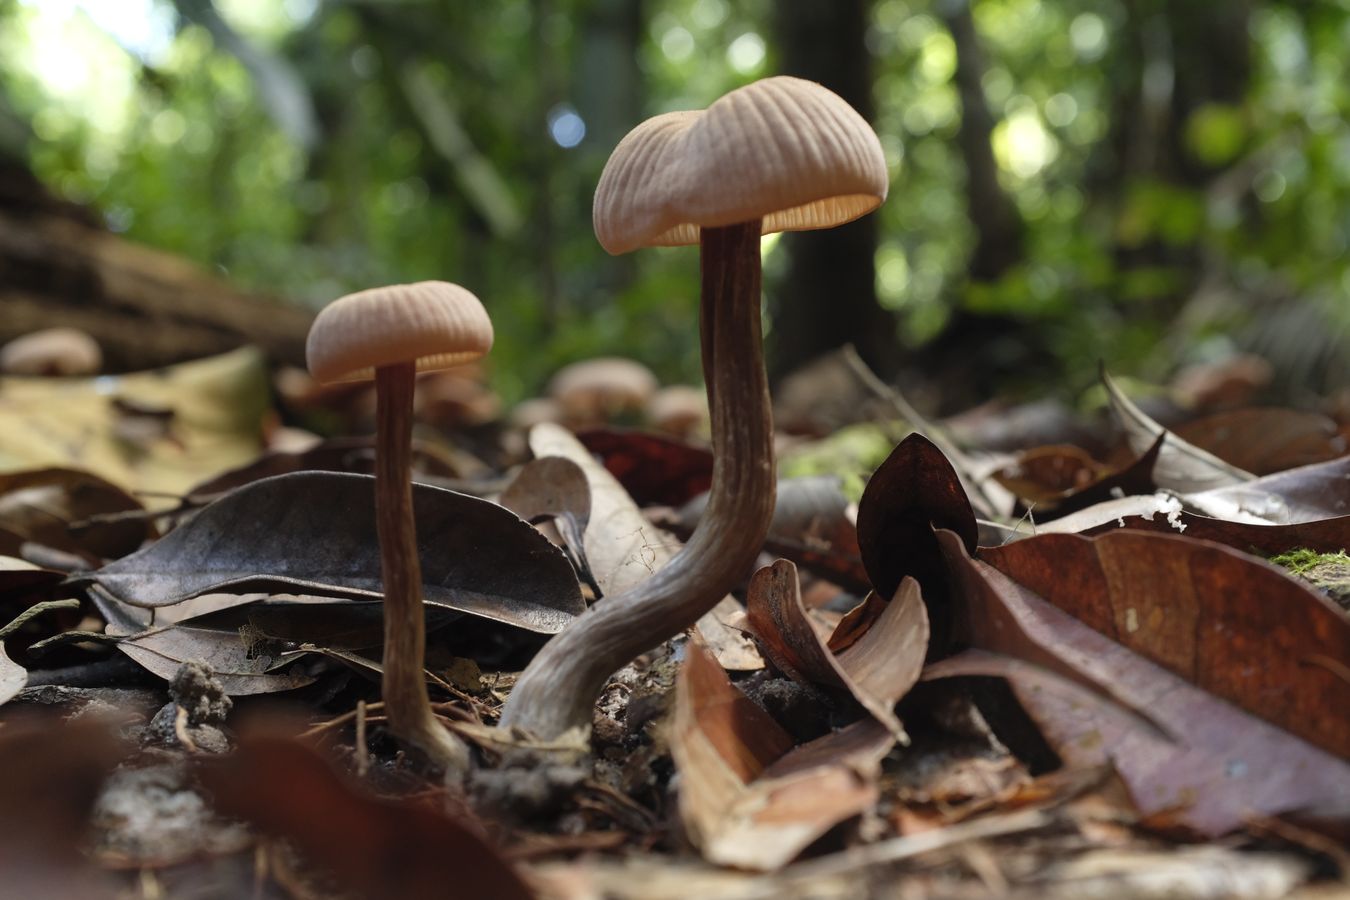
{"left": 1102, "top": 368, "right": 1254, "bottom": 492}
{"left": 529, "top": 422, "right": 762, "bottom": 670}
{"left": 979, "top": 530, "right": 1350, "bottom": 758}
{"left": 935, "top": 530, "right": 1350, "bottom": 835}
{"left": 746, "top": 559, "right": 926, "bottom": 736}
{"left": 670, "top": 639, "right": 895, "bottom": 870}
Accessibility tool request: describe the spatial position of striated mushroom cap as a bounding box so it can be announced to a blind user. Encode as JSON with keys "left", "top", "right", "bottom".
{"left": 594, "top": 76, "right": 888, "bottom": 254}
{"left": 548, "top": 356, "right": 659, "bottom": 424}
{"left": 306, "top": 281, "right": 493, "bottom": 385}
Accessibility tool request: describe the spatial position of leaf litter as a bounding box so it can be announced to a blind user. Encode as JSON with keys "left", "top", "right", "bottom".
{"left": 1, "top": 352, "right": 1347, "bottom": 898}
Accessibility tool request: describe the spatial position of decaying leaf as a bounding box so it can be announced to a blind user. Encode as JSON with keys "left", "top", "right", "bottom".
{"left": 497, "top": 455, "right": 593, "bottom": 586}
{"left": 746, "top": 559, "right": 927, "bottom": 736}
{"left": 979, "top": 530, "right": 1350, "bottom": 758}
{"left": 855, "top": 433, "right": 977, "bottom": 648}
{"left": 198, "top": 732, "right": 534, "bottom": 900}
{"left": 72, "top": 471, "right": 585, "bottom": 634}
{"left": 1083, "top": 511, "right": 1350, "bottom": 557}
{"left": 0, "top": 468, "right": 151, "bottom": 559}
{"left": 0, "top": 714, "right": 126, "bottom": 897}
{"left": 0, "top": 554, "right": 65, "bottom": 604}
{"left": 578, "top": 427, "right": 713, "bottom": 508}
{"left": 529, "top": 423, "right": 761, "bottom": 670}
{"left": 1005, "top": 434, "right": 1165, "bottom": 523}
{"left": 1173, "top": 407, "right": 1346, "bottom": 476}
{"left": 0, "top": 644, "right": 24, "bottom": 707}
{"left": 1185, "top": 454, "right": 1350, "bottom": 524}
{"left": 0, "top": 347, "right": 269, "bottom": 500}
{"left": 1101, "top": 368, "right": 1254, "bottom": 493}
{"left": 108, "top": 620, "right": 316, "bottom": 696}
{"left": 935, "top": 530, "right": 1350, "bottom": 835}
{"left": 671, "top": 639, "right": 895, "bottom": 870}
{"left": 187, "top": 435, "right": 462, "bottom": 497}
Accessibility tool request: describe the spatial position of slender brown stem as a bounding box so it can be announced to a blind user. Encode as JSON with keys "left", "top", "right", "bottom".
{"left": 375, "top": 362, "right": 471, "bottom": 774}
{"left": 500, "top": 220, "right": 775, "bottom": 740}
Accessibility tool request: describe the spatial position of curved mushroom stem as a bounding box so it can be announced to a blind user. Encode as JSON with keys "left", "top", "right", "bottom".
{"left": 375, "top": 362, "right": 472, "bottom": 775}
{"left": 500, "top": 220, "right": 775, "bottom": 741}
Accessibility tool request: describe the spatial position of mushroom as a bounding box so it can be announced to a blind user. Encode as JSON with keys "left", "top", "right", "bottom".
{"left": 0, "top": 327, "right": 102, "bottom": 376}
{"left": 306, "top": 281, "right": 493, "bottom": 772}
{"left": 646, "top": 384, "right": 708, "bottom": 438}
{"left": 547, "top": 356, "right": 659, "bottom": 427}
{"left": 500, "top": 76, "right": 887, "bottom": 742}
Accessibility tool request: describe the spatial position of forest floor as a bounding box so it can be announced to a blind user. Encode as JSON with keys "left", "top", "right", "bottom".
{"left": 1, "top": 337, "right": 1348, "bottom": 899}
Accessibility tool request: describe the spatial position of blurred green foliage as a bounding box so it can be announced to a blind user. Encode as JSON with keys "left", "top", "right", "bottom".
{"left": 1, "top": 0, "right": 1347, "bottom": 404}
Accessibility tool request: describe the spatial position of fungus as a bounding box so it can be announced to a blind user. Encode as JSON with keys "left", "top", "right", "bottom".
{"left": 0, "top": 327, "right": 102, "bottom": 376}
{"left": 500, "top": 76, "right": 887, "bottom": 742}
{"left": 646, "top": 384, "right": 708, "bottom": 438}
{"left": 547, "top": 356, "right": 659, "bottom": 426}
{"left": 306, "top": 281, "right": 493, "bottom": 772}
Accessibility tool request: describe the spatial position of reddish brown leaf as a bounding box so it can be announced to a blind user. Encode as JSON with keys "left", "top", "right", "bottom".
{"left": 1174, "top": 408, "right": 1347, "bottom": 476}
{"left": 995, "top": 444, "right": 1107, "bottom": 502}
{"left": 933, "top": 532, "right": 1350, "bottom": 835}
{"left": 745, "top": 559, "right": 927, "bottom": 735}
{"left": 198, "top": 733, "right": 533, "bottom": 900}
{"left": 855, "top": 434, "right": 977, "bottom": 648}
{"left": 0, "top": 714, "right": 125, "bottom": 898}
{"left": 979, "top": 531, "right": 1350, "bottom": 758}
{"left": 578, "top": 427, "right": 713, "bottom": 507}
{"left": 1009, "top": 433, "right": 1165, "bottom": 523}
{"left": 671, "top": 639, "right": 894, "bottom": 870}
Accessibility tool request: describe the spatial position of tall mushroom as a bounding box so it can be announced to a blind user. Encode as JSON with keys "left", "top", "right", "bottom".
{"left": 307, "top": 281, "right": 493, "bottom": 772}
{"left": 500, "top": 76, "right": 888, "bottom": 742}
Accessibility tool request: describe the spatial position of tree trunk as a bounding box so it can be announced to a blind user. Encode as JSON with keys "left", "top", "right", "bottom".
{"left": 770, "top": 0, "right": 898, "bottom": 381}
{"left": 0, "top": 160, "right": 311, "bottom": 371}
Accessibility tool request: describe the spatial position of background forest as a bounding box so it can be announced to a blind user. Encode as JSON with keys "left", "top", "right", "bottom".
{"left": 0, "top": 0, "right": 1347, "bottom": 409}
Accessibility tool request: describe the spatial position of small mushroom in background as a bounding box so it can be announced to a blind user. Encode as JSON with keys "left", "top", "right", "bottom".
{"left": 500, "top": 76, "right": 888, "bottom": 744}
{"left": 307, "top": 281, "right": 493, "bottom": 776}
{"left": 646, "top": 384, "right": 708, "bottom": 438}
{"left": 547, "top": 357, "right": 658, "bottom": 427}
{"left": 414, "top": 362, "right": 502, "bottom": 429}
{"left": 0, "top": 327, "right": 102, "bottom": 377}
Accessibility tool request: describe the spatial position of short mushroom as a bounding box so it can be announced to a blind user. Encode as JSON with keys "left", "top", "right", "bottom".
{"left": 547, "top": 356, "right": 659, "bottom": 427}
{"left": 646, "top": 384, "right": 708, "bottom": 438}
{"left": 500, "top": 76, "right": 887, "bottom": 742}
{"left": 0, "top": 327, "right": 102, "bottom": 376}
{"left": 307, "top": 281, "right": 493, "bottom": 773}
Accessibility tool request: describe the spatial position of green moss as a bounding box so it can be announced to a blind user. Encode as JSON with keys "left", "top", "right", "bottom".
{"left": 1269, "top": 548, "right": 1349, "bottom": 575}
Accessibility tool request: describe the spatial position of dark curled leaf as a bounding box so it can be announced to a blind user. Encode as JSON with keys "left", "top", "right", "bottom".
{"left": 1011, "top": 433, "right": 1164, "bottom": 523}
{"left": 72, "top": 472, "right": 584, "bottom": 634}
{"left": 855, "top": 434, "right": 977, "bottom": 649}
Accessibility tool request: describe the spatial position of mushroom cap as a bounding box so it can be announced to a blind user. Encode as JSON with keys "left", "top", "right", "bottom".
{"left": 548, "top": 357, "right": 659, "bottom": 422}
{"left": 306, "top": 281, "right": 493, "bottom": 385}
{"left": 0, "top": 327, "right": 102, "bottom": 376}
{"left": 594, "top": 76, "right": 888, "bottom": 254}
